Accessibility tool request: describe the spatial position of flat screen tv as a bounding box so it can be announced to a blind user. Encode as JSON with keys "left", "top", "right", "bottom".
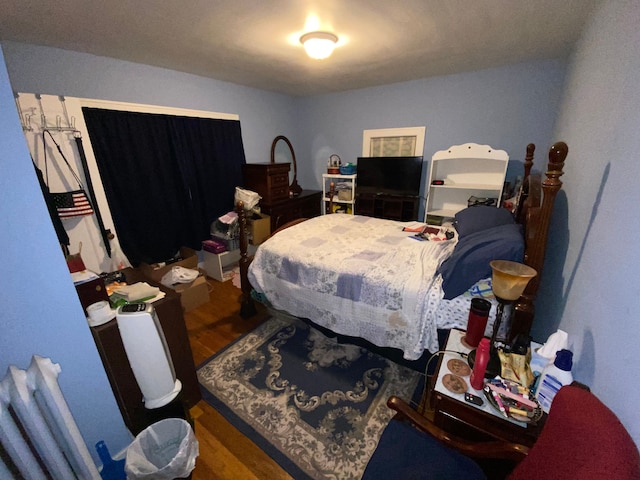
{"left": 356, "top": 156, "right": 424, "bottom": 197}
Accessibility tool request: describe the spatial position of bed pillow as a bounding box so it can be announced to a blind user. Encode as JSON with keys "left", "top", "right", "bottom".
{"left": 438, "top": 223, "right": 524, "bottom": 299}
{"left": 454, "top": 206, "right": 516, "bottom": 238}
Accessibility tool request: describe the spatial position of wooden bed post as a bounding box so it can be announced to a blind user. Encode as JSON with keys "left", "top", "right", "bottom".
{"left": 511, "top": 142, "right": 568, "bottom": 340}
{"left": 523, "top": 143, "right": 535, "bottom": 180}
{"left": 237, "top": 201, "right": 257, "bottom": 318}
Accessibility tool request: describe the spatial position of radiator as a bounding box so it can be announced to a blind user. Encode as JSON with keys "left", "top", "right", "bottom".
{"left": 0, "top": 355, "right": 101, "bottom": 479}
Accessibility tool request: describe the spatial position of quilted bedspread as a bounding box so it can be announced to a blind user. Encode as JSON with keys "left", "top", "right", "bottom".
{"left": 248, "top": 214, "right": 460, "bottom": 359}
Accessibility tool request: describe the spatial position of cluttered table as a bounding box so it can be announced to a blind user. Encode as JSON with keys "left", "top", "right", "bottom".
{"left": 426, "top": 328, "right": 545, "bottom": 447}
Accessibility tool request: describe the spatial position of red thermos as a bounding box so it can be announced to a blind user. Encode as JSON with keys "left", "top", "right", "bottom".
{"left": 470, "top": 338, "right": 490, "bottom": 390}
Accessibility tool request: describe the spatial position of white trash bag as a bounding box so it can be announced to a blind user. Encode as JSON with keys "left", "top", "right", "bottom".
{"left": 125, "top": 418, "right": 199, "bottom": 480}
{"left": 234, "top": 186, "right": 261, "bottom": 210}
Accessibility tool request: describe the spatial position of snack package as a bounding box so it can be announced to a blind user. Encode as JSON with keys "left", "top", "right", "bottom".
{"left": 498, "top": 348, "right": 534, "bottom": 388}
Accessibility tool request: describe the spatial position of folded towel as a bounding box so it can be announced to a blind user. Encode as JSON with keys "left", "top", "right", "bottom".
{"left": 114, "top": 282, "right": 160, "bottom": 301}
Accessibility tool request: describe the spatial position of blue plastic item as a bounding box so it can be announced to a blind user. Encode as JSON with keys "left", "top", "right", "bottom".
{"left": 96, "top": 441, "right": 126, "bottom": 480}
{"left": 340, "top": 163, "right": 356, "bottom": 175}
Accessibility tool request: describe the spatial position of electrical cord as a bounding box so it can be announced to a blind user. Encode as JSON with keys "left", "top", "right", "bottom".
{"left": 407, "top": 349, "right": 469, "bottom": 411}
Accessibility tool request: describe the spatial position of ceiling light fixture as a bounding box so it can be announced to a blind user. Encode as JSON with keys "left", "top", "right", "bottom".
{"left": 300, "top": 31, "right": 338, "bottom": 60}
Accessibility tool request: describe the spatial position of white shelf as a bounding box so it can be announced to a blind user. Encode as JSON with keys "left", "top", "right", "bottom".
{"left": 425, "top": 143, "right": 508, "bottom": 222}
{"left": 322, "top": 173, "right": 357, "bottom": 215}
{"left": 201, "top": 245, "right": 257, "bottom": 282}
{"left": 429, "top": 182, "right": 504, "bottom": 190}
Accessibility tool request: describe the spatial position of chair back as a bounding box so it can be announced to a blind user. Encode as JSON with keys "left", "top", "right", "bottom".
{"left": 509, "top": 385, "right": 640, "bottom": 479}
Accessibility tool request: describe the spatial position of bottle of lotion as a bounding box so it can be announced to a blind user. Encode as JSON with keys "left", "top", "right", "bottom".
{"left": 535, "top": 349, "right": 573, "bottom": 413}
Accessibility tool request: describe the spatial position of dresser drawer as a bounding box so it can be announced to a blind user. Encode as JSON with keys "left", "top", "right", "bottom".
{"left": 270, "top": 172, "right": 290, "bottom": 188}
{"left": 269, "top": 182, "right": 290, "bottom": 202}
{"left": 243, "top": 162, "right": 291, "bottom": 204}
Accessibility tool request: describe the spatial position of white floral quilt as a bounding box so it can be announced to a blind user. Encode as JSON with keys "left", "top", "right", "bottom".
{"left": 248, "top": 214, "right": 494, "bottom": 359}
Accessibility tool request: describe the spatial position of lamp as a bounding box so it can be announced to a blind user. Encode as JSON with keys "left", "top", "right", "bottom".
{"left": 469, "top": 260, "right": 537, "bottom": 378}
{"left": 300, "top": 31, "right": 338, "bottom": 59}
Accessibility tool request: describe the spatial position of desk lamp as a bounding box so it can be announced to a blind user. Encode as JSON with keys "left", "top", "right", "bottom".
{"left": 469, "top": 260, "right": 537, "bottom": 378}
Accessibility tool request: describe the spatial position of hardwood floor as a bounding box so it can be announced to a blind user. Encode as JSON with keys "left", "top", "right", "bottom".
{"left": 183, "top": 275, "right": 293, "bottom": 480}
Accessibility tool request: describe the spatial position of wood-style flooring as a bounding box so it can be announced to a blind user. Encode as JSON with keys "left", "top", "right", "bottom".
{"left": 184, "top": 276, "right": 293, "bottom": 480}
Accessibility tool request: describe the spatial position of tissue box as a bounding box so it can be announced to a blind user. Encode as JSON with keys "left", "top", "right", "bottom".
{"left": 530, "top": 347, "right": 552, "bottom": 376}
{"left": 211, "top": 234, "right": 240, "bottom": 252}
{"left": 202, "top": 239, "right": 226, "bottom": 254}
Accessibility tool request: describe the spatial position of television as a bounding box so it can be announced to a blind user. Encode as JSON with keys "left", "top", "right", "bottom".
{"left": 356, "top": 156, "right": 424, "bottom": 197}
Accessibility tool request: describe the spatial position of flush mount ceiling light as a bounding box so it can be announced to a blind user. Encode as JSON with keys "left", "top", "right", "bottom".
{"left": 300, "top": 31, "right": 339, "bottom": 59}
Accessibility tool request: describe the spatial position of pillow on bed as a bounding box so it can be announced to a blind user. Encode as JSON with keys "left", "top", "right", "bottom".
{"left": 438, "top": 223, "right": 524, "bottom": 299}
{"left": 454, "top": 206, "right": 516, "bottom": 238}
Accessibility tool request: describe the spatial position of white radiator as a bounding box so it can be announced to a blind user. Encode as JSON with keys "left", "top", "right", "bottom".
{"left": 0, "top": 355, "right": 101, "bottom": 479}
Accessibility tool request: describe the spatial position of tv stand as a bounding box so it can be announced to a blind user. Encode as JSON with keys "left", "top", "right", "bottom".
{"left": 355, "top": 192, "right": 419, "bottom": 221}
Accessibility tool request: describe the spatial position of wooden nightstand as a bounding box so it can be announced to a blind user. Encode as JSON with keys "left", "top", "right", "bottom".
{"left": 426, "top": 328, "right": 544, "bottom": 447}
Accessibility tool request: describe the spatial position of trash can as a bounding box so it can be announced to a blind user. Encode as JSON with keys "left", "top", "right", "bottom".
{"left": 125, "top": 418, "right": 199, "bottom": 480}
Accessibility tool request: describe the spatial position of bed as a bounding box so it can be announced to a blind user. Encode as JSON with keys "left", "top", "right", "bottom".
{"left": 236, "top": 142, "right": 568, "bottom": 360}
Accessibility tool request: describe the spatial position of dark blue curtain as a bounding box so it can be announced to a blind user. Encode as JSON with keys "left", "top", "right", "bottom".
{"left": 82, "top": 107, "right": 246, "bottom": 266}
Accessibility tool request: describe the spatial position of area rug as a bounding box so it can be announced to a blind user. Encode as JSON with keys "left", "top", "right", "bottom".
{"left": 197, "top": 312, "right": 424, "bottom": 480}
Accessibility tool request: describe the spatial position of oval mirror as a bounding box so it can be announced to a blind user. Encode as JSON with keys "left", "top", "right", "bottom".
{"left": 270, "top": 135, "right": 302, "bottom": 196}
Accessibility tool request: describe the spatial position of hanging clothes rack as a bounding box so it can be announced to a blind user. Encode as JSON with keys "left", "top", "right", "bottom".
{"left": 35, "top": 94, "right": 79, "bottom": 134}
{"left": 30, "top": 94, "right": 114, "bottom": 257}
{"left": 14, "top": 92, "right": 34, "bottom": 131}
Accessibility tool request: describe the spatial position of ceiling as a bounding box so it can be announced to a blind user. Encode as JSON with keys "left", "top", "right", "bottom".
{"left": 0, "top": 0, "right": 597, "bottom": 97}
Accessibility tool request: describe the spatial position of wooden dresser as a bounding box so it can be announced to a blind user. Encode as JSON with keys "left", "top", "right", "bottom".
{"left": 242, "top": 162, "right": 291, "bottom": 204}
{"left": 260, "top": 189, "right": 322, "bottom": 231}
{"left": 242, "top": 162, "right": 321, "bottom": 231}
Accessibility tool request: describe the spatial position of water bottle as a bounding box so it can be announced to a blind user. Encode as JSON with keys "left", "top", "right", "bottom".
{"left": 470, "top": 338, "right": 490, "bottom": 390}
{"left": 535, "top": 349, "right": 573, "bottom": 413}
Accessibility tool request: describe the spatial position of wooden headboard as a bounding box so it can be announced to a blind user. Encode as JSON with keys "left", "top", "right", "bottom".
{"left": 511, "top": 141, "right": 567, "bottom": 340}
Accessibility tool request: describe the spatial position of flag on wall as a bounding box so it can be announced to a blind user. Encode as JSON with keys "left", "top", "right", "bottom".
{"left": 52, "top": 190, "right": 95, "bottom": 218}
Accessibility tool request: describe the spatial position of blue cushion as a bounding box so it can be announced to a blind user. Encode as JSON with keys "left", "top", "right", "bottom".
{"left": 454, "top": 206, "right": 515, "bottom": 238}
{"left": 438, "top": 223, "right": 524, "bottom": 300}
{"left": 362, "top": 419, "right": 486, "bottom": 480}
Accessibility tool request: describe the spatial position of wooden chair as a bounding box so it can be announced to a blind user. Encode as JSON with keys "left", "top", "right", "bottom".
{"left": 363, "top": 385, "right": 640, "bottom": 480}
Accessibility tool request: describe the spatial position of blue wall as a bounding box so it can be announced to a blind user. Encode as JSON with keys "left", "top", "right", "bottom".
{"left": 297, "top": 59, "right": 566, "bottom": 216}
{"left": 0, "top": 48, "right": 132, "bottom": 462}
{"left": 2, "top": 0, "right": 638, "bottom": 456}
{"left": 543, "top": 0, "right": 640, "bottom": 446}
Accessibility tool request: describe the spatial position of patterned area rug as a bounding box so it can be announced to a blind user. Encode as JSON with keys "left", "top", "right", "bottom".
{"left": 197, "top": 312, "right": 423, "bottom": 480}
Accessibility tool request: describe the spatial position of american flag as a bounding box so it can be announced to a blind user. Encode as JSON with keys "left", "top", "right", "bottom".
{"left": 53, "top": 191, "right": 94, "bottom": 218}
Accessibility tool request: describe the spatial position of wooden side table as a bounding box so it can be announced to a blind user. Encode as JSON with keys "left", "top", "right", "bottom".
{"left": 426, "top": 328, "right": 544, "bottom": 447}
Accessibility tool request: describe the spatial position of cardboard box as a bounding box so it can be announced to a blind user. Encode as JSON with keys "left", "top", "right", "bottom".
{"left": 173, "top": 275, "right": 209, "bottom": 311}
{"left": 140, "top": 247, "right": 198, "bottom": 284}
{"left": 338, "top": 189, "right": 353, "bottom": 201}
{"left": 247, "top": 213, "right": 271, "bottom": 245}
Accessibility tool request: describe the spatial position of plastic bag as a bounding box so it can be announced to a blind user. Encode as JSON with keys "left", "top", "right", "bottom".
{"left": 234, "top": 186, "right": 261, "bottom": 210}
{"left": 160, "top": 266, "right": 199, "bottom": 287}
{"left": 125, "top": 418, "right": 199, "bottom": 480}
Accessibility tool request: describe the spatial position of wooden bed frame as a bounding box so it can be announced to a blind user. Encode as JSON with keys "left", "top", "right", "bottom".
{"left": 236, "top": 142, "right": 568, "bottom": 343}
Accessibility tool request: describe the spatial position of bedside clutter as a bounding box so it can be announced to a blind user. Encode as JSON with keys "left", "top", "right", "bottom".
{"left": 81, "top": 267, "right": 201, "bottom": 435}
